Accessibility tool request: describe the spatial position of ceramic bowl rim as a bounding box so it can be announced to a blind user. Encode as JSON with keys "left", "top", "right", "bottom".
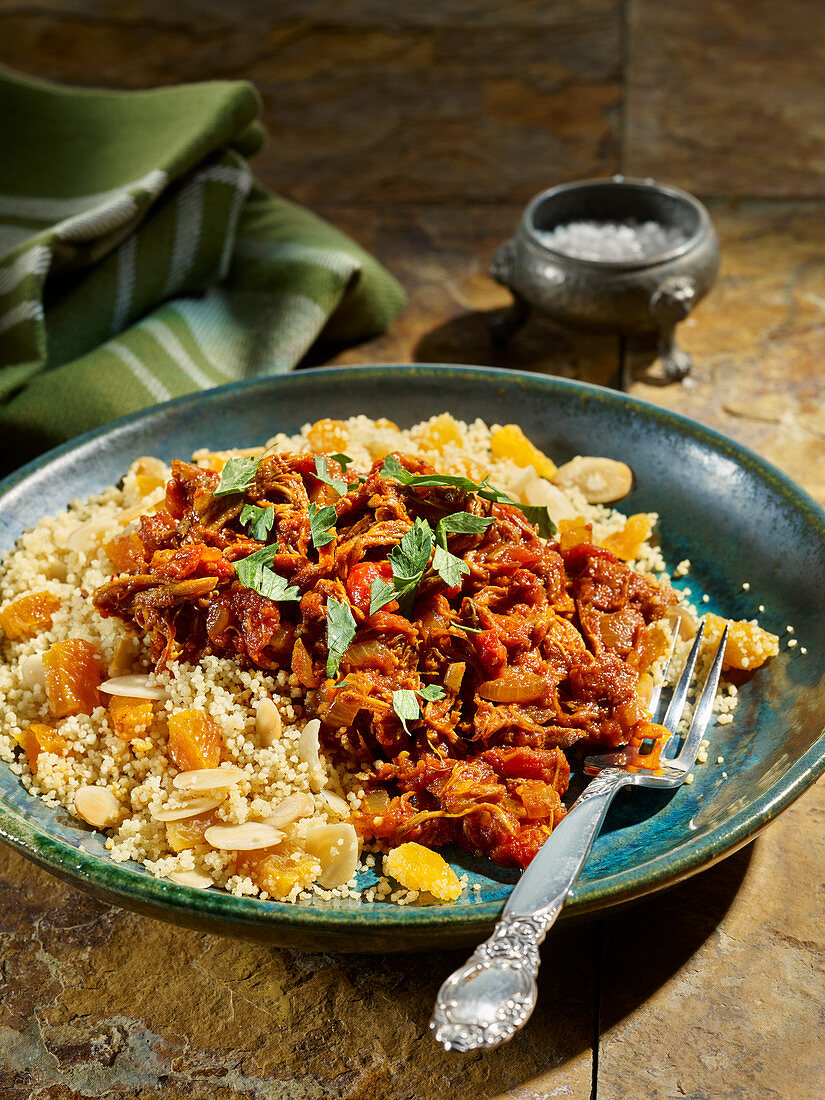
{"left": 1, "top": 363, "right": 824, "bottom": 937}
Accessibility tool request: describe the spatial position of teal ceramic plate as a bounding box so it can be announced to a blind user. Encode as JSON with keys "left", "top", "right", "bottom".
{"left": 1, "top": 366, "right": 824, "bottom": 952}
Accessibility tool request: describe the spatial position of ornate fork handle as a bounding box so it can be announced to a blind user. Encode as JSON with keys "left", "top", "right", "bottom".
{"left": 431, "top": 767, "right": 630, "bottom": 1052}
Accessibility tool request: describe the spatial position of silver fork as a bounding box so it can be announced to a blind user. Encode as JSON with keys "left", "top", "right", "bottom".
{"left": 431, "top": 620, "right": 729, "bottom": 1053}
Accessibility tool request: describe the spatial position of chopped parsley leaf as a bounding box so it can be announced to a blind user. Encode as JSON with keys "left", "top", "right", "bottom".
{"left": 214, "top": 455, "right": 260, "bottom": 497}
{"left": 325, "top": 598, "right": 357, "bottom": 678}
{"left": 240, "top": 503, "right": 274, "bottom": 541}
{"left": 314, "top": 455, "right": 348, "bottom": 497}
{"left": 308, "top": 502, "right": 337, "bottom": 548}
{"left": 234, "top": 545, "right": 300, "bottom": 603}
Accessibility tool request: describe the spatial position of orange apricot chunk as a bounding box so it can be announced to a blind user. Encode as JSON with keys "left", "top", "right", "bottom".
{"left": 704, "top": 613, "right": 779, "bottom": 671}
{"left": 600, "top": 514, "right": 653, "bottom": 562}
{"left": 0, "top": 592, "right": 60, "bottom": 640}
{"left": 15, "top": 723, "right": 68, "bottom": 771}
{"left": 558, "top": 517, "right": 594, "bottom": 553}
{"left": 237, "top": 847, "right": 317, "bottom": 899}
{"left": 419, "top": 413, "right": 463, "bottom": 454}
{"left": 491, "top": 424, "right": 557, "bottom": 479}
{"left": 384, "top": 842, "right": 461, "bottom": 902}
{"left": 104, "top": 533, "right": 145, "bottom": 574}
{"left": 109, "top": 695, "right": 154, "bottom": 742}
{"left": 307, "top": 418, "right": 349, "bottom": 452}
{"left": 166, "top": 809, "right": 219, "bottom": 853}
{"left": 167, "top": 709, "right": 222, "bottom": 771}
{"left": 43, "top": 639, "right": 102, "bottom": 718}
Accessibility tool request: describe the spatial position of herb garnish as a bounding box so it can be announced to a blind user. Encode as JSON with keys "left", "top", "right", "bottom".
{"left": 325, "top": 598, "right": 357, "bottom": 678}
{"left": 240, "top": 503, "right": 274, "bottom": 541}
{"left": 234, "top": 545, "right": 300, "bottom": 603}
{"left": 387, "top": 517, "right": 434, "bottom": 615}
{"left": 314, "top": 455, "right": 348, "bottom": 497}
{"left": 379, "top": 455, "right": 556, "bottom": 539}
{"left": 214, "top": 455, "right": 260, "bottom": 497}
{"left": 431, "top": 512, "right": 495, "bottom": 590}
{"left": 392, "top": 684, "right": 447, "bottom": 732}
{"left": 369, "top": 576, "right": 397, "bottom": 615}
{"left": 308, "top": 502, "right": 337, "bottom": 548}
{"left": 329, "top": 453, "right": 354, "bottom": 473}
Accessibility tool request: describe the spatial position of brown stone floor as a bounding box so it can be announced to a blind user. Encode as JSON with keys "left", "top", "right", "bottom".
{"left": 1, "top": 2, "right": 824, "bottom": 1097}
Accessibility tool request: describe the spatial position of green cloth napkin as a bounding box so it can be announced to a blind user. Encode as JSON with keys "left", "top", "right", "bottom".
{"left": 0, "top": 67, "right": 405, "bottom": 470}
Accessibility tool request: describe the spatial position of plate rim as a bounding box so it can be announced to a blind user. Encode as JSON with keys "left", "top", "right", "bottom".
{"left": 2, "top": 362, "right": 824, "bottom": 936}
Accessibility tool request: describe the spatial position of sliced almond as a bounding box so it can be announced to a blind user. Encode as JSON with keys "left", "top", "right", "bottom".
{"left": 20, "top": 653, "right": 45, "bottom": 691}
{"left": 100, "top": 674, "right": 167, "bottom": 701}
{"left": 116, "top": 492, "right": 164, "bottom": 526}
{"left": 304, "top": 822, "right": 359, "bottom": 888}
{"left": 204, "top": 822, "right": 284, "bottom": 851}
{"left": 319, "top": 789, "right": 351, "bottom": 818}
{"left": 166, "top": 870, "right": 214, "bottom": 889}
{"left": 150, "top": 796, "right": 223, "bottom": 822}
{"left": 264, "top": 792, "right": 316, "bottom": 828}
{"left": 65, "top": 518, "right": 114, "bottom": 554}
{"left": 172, "top": 766, "right": 246, "bottom": 792}
{"left": 298, "top": 719, "right": 325, "bottom": 793}
{"left": 553, "top": 456, "right": 633, "bottom": 504}
{"left": 666, "top": 604, "right": 698, "bottom": 640}
{"left": 74, "top": 785, "right": 122, "bottom": 829}
{"left": 256, "top": 698, "right": 282, "bottom": 745}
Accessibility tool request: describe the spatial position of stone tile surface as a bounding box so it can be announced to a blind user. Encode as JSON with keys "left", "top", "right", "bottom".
{"left": 0, "top": 846, "right": 595, "bottom": 1099}
{"left": 2, "top": 2, "right": 825, "bottom": 1098}
{"left": 625, "top": 0, "right": 825, "bottom": 198}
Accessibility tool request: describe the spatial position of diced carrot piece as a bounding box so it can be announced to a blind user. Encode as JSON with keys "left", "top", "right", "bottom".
{"left": 558, "top": 517, "right": 594, "bottom": 552}
{"left": 167, "top": 709, "right": 222, "bottom": 771}
{"left": 419, "top": 413, "right": 463, "bottom": 454}
{"left": 0, "top": 592, "right": 60, "bottom": 640}
{"left": 307, "top": 418, "right": 349, "bottom": 452}
{"left": 237, "top": 848, "right": 316, "bottom": 899}
{"left": 42, "top": 639, "right": 101, "bottom": 718}
{"left": 15, "top": 723, "right": 68, "bottom": 771}
{"left": 490, "top": 424, "right": 557, "bottom": 479}
{"left": 109, "top": 695, "right": 154, "bottom": 742}
{"left": 166, "top": 809, "right": 219, "bottom": 852}
{"left": 600, "top": 514, "right": 653, "bottom": 562}
{"left": 704, "top": 613, "right": 779, "bottom": 671}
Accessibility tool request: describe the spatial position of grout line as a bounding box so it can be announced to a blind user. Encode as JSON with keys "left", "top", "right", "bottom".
{"left": 591, "top": 919, "right": 604, "bottom": 1100}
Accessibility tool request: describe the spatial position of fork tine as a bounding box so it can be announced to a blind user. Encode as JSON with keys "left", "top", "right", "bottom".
{"left": 648, "top": 620, "right": 680, "bottom": 717}
{"left": 670, "top": 623, "right": 729, "bottom": 771}
{"left": 660, "top": 620, "right": 706, "bottom": 737}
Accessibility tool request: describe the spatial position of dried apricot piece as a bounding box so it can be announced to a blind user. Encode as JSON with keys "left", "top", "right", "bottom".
{"left": 104, "top": 533, "right": 145, "bottom": 574}
{"left": 704, "top": 613, "right": 779, "bottom": 671}
{"left": 558, "top": 517, "right": 594, "bottom": 552}
{"left": 0, "top": 592, "right": 60, "bottom": 640}
{"left": 167, "top": 709, "right": 222, "bottom": 771}
{"left": 236, "top": 848, "right": 317, "bottom": 899}
{"left": 109, "top": 695, "right": 154, "bottom": 742}
{"left": 43, "top": 639, "right": 102, "bottom": 717}
{"left": 383, "top": 841, "right": 462, "bottom": 901}
{"left": 601, "top": 514, "right": 653, "bottom": 562}
{"left": 419, "top": 413, "right": 463, "bottom": 454}
{"left": 15, "top": 723, "right": 68, "bottom": 771}
{"left": 307, "top": 418, "right": 349, "bottom": 452}
{"left": 491, "top": 424, "right": 557, "bottom": 479}
{"left": 166, "top": 809, "right": 219, "bottom": 852}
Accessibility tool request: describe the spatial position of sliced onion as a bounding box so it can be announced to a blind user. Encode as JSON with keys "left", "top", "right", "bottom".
{"left": 477, "top": 667, "right": 548, "bottom": 704}
{"left": 172, "top": 766, "right": 245, "bottom": 792}
{"left": 444, "top": 662, "right": 465, "bottom": 692}
{"left": 100, "top": 674, "right": 167, "bottom": 701}
{"left": 151, "top": 796, "right": 223, "bottom": 822}
{"left": 361, "top": 789, "right": 390, "bottom": 814}
{"left": 323, "top": 692, "right": 362, "bottom": 728}
{"left": 204, "top": 822, "right": 284, "bottom": 851}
